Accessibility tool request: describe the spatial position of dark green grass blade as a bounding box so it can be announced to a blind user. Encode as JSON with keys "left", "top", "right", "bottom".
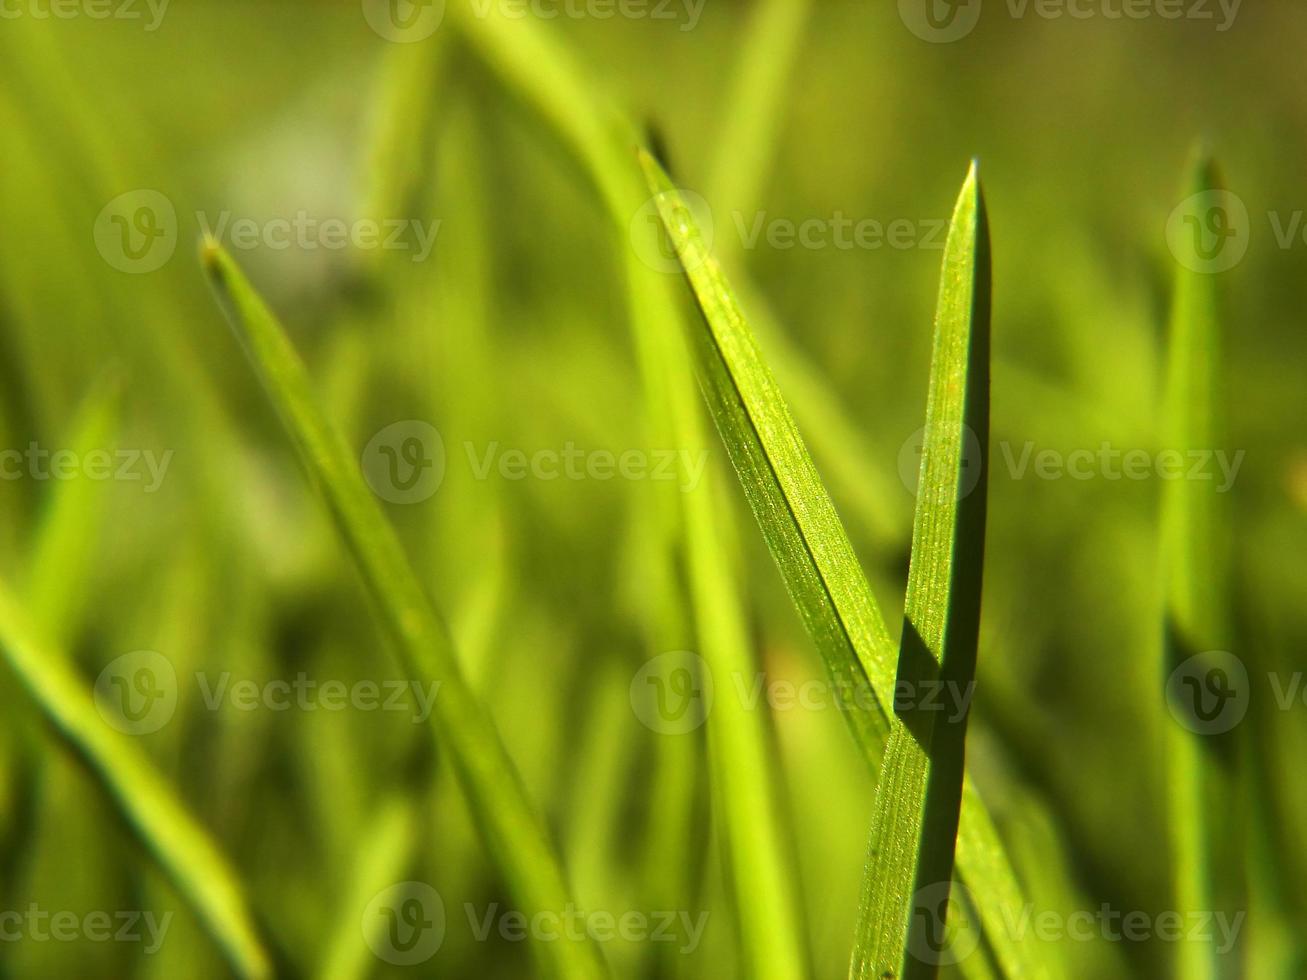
{"left": 851, "top": 164, "right": 991, "bottom": 980}
{"left": 201, "top": 240, "right": 607, "bottom": 980}
{"left": 0, "top": 581, "right": 272, "bottom": 979}
{"left": 639, "top": 149, "right": 1050, "bottom": 980}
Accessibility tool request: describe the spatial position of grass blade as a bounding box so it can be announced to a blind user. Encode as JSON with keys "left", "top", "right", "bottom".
{"left": 1160, "top": 153, "right": 1240, "bottom": 980}
{"left": 638, "top": 149, "right": 1050, "bottom": 980}
{"left": 0, "top": 580, "right": 273, "bottom": 979}
{"left": 201, "top": 240, "right": 607, "bottom": 980}
{"left": 851, "top": 164, "right": 990, "bottom": 980}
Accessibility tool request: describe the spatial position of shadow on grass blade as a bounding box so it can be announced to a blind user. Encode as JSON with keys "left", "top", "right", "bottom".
{"left": 851, "top": 163, "right": 990, "bottom": 980}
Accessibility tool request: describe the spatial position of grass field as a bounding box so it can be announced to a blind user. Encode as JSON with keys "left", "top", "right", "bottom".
{"left": 0, "top": 2, "right": 1304, "bottom": 977}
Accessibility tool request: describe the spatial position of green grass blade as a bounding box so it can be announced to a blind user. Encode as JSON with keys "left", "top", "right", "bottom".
{"left": 317, "top": 791, "right": 419, "bottom": 980}
{"left": 25, "top": 374, "right": 121, "bottom": 642}
{"left": 851, "top": 164, "right": 991, "bottom": 980}
{"left": 639, "top": 146, "right": 897, "bottom": 746}
{"left": 639, "top": 149, "right": 1051, "bottom": 980}
{"left": 201, "top": 240, "right": 608, "bottom": 980}
{"left": 1161, "top": 153, "right": 1238, "bottom": 980}
{"left": 0, "top": 580, "right": 273, "bottom": 979}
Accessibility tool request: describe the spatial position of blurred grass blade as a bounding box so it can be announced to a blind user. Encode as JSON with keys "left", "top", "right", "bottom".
{"left": 851, "top": 164, "right": 991, "bottom": 980}
{"left": 201, "top": 240, "right": 607, "bottom": 980}
{"left": 639, "top": 149, "right": 1050, "bottom": 980}
{"left": 26, "top": 373, "right": 121, "bottom": 643}
{"left": 1160, "top": 153, "right": 1239, "bottom": 980}
{"left": 0, "top": 581, "right": 272, "bottom": 979}
{"left": 318, "top": 791, "right": 419, "bottom": 980}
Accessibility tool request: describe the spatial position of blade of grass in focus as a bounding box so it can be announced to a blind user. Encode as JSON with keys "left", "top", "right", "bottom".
{"left": 1160, "top": 152, "right": 1240, "bottom": 980}
{"left": 851, "top": 164, "right": 990, "bottom": 980}
{"left": 639, "top": 148, "right": 1051, "bottom": 980}
{"left": 0, "top": 581, "right": 273, "bottom": 980}
{"left": 201, "top": 239, "right": 608, "bottom": 980}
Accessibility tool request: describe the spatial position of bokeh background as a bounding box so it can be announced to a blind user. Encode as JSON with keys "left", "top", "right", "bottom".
{"left": 0, "top": 1, "right": 1304, "bottom": 976}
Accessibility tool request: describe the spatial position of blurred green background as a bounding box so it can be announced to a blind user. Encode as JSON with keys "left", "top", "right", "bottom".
{"left": 0, "top": 1, "right": 1304, "bottom": 976}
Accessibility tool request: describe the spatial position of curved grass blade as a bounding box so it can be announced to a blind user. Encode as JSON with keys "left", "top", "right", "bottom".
{"left": 851, "top": 164, "right": 990, "bottom": 980}
{"left": 639, "top": 149, "right": 1051, "bottom": 980}
{"left": 201, "top": 240, "right": 607, "bottom": 980}
{"left": 0, "top": 580, "right": 273, "bottom": 979}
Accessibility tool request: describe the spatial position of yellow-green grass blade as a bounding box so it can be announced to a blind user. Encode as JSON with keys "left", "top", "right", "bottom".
{"left": 639, "top": 149, "right": 1051, "bottom": 980}
{"left": 25, "top": 374, "right": 122, "bottom": 643}
{"left": 851, "top": 164, "right": 990, "bottom": 980}
{"left": 317, "top": 791, "right": 420, "bottom": 980}
{"left": 0, "top": 579, "right": 272, "bottom": 979}
{"left": 1161, "top": 153, "right": 1240, "bottom": 980}
{"left": 201, "top": 240, "right": 607, "bottom": 980}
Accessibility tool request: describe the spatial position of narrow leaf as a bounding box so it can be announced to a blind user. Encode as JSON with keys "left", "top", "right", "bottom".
{"left": 852, "top": 164, "right": 991, "bottom": 980}
{"left": 201, "top": 239, "right": 607, "bottom": 980}
{"left": 0, "top": 580, "right": 273, "bottom": 979}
